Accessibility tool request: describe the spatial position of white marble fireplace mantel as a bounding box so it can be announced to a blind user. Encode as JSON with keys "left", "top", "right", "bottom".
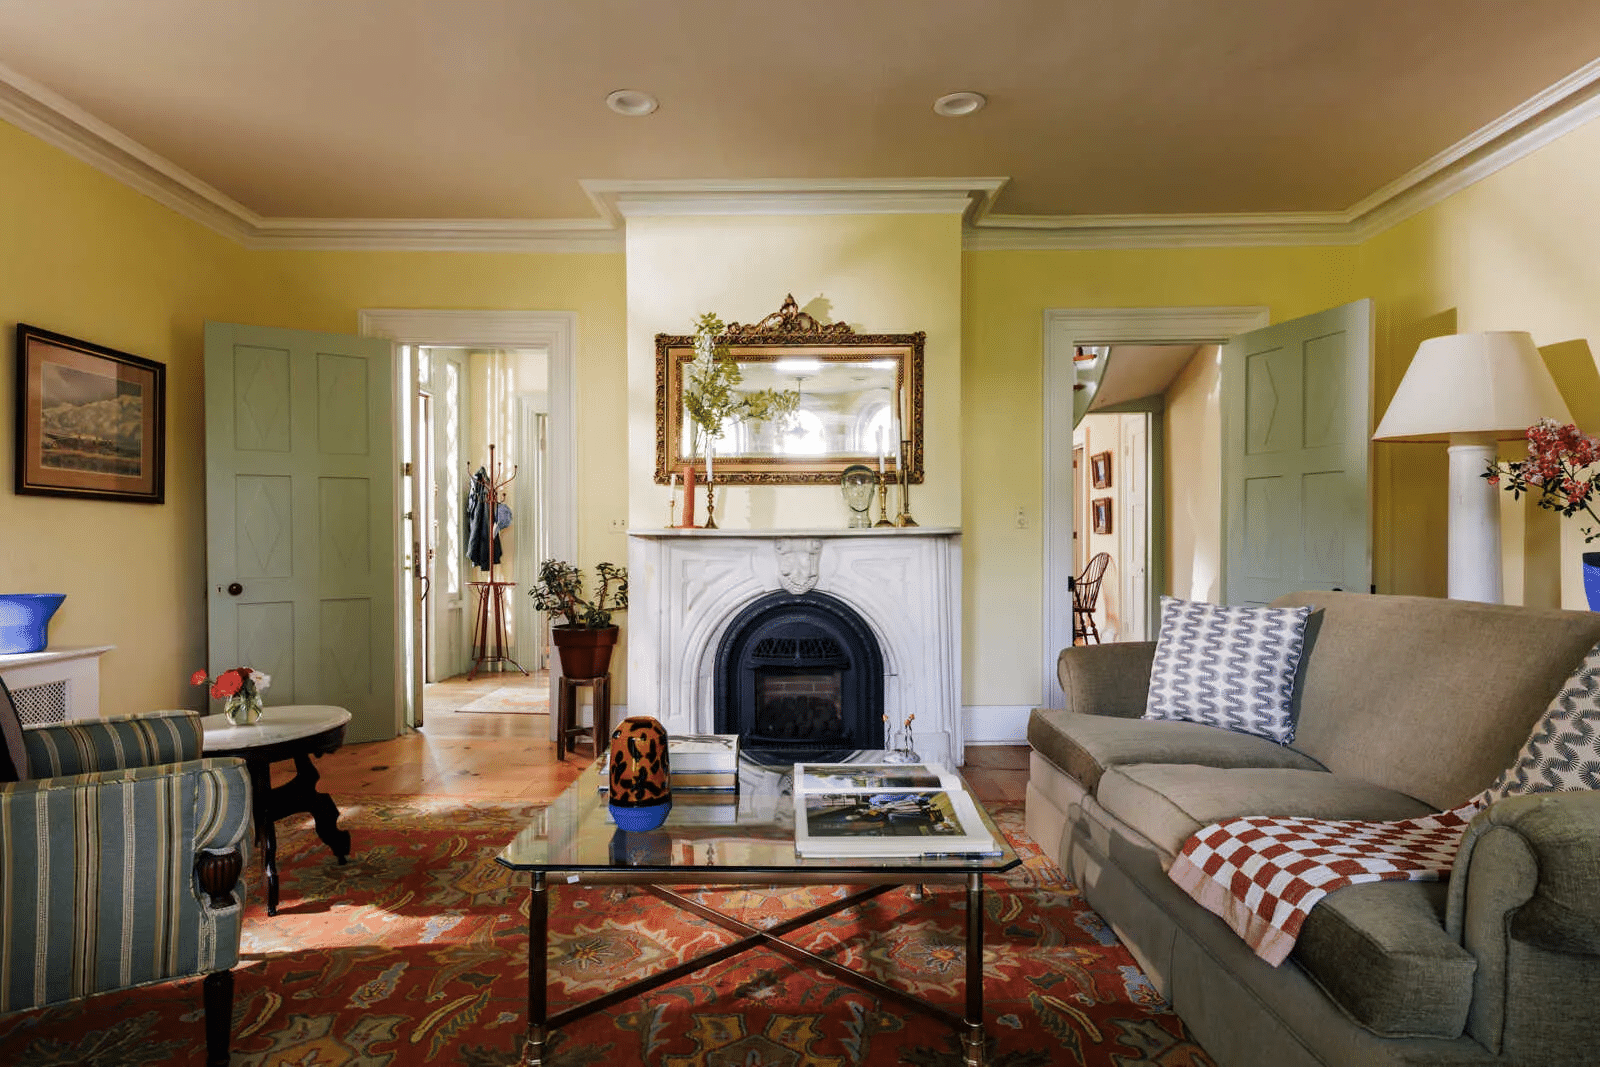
{"left": 627, "top": 528, "right": 963, "bottom": 765}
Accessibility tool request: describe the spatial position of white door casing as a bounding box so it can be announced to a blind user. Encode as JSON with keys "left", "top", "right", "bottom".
{"left": 1221, "top": 299, "right": 1373, "bottom": 605}
{"left": 428, "top": 348, "right": 468, "bottom": 681}
{"left": 1042, "top": 307, "right": 1269, "bottom": 708}
{"left": 204, "top": 322, "right": 400, "bottom": 742}
{"left": 1119, "top": 413, "right": 1150, "bottom": 641}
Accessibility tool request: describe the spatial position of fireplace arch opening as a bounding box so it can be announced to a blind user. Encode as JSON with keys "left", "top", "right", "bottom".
{"left": 714, "top": 590, "right": 884, "bottom": 755}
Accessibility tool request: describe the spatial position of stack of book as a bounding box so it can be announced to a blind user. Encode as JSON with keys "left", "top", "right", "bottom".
{"left": 597, "top": 733, "right": 740, "bottom": 793}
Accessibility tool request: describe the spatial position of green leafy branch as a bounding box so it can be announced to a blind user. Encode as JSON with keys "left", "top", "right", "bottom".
{"left": 683, "top": 312, "right": 800, "bottom": 453}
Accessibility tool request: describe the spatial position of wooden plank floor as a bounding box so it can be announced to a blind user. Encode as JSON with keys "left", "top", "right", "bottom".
{"left": 307, "top": 673, "right": 1030, "bottom": 806}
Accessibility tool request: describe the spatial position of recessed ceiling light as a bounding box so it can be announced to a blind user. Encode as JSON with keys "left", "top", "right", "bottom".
{"left": 606, "top": 89, "right": 658, "bottom": 116}
{"left": 933, "top": 91, "right": 986, "bottom": 117}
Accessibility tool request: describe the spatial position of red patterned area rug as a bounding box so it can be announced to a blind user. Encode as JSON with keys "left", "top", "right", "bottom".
{"left": 0, "top": 796, "right": 1214, "bottom": 1067}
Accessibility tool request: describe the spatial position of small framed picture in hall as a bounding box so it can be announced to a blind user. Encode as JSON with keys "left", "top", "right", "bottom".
{"left": 1090, "top": 450, "right": 1112, "bottom": 489}
{"left": 1091, "top": 497, "right": 1113, "bottom": 535}
{"left": 14, "top": 324, "right": 166, "bottom": 504}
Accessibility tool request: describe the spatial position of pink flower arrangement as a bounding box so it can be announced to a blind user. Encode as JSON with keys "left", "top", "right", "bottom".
{"left": 1485, "top": 419, "right": 1600, "bottom": 542}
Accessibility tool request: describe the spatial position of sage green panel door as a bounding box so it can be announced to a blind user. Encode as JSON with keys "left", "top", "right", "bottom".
{"left": 1222, "top": 300, "right": 1372, "bottom": 606}
{"left": 205, "top": 322, "right": 398, "bottom": 742}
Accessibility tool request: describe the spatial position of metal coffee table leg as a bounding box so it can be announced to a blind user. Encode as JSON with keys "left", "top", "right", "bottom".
{"left": 964, "top": 872, "right": 986, "bottom": 1066}
{"left": 522, "top": 872, "right": 548, "bottom": 1067}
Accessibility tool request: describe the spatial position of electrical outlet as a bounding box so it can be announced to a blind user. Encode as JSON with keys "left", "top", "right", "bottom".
{"left": 608, "top": 518, "right": 627, "bottom": 533}
{"left": 1015, "top": 506, "right": 1028, "bottom": 529}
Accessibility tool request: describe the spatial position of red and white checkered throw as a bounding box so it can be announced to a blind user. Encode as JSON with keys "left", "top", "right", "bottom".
{"left": 1168, "top": 802, "right": 1482, "bottom": 966}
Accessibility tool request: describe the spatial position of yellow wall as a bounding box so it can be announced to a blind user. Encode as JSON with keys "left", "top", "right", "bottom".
{"left": 0, "top": 121, "right": 255, "bottom": 716}
{"left": 1165, "top": 345, "right": 1222, "bottom": 602}
{"left": 1362, "top": 114, "right": 1600, "bottom": 611}
{"left": 960, "top": 245, "right": 1362, "bottom": 708}
{"left": 623, "top": 213, "right": 963, "bottom": 531}
{"left": 0, "top": 120, "right": 628, "bottom": 715}
{"left": 7, "top": 102, "right": 1600, "bottom": 723}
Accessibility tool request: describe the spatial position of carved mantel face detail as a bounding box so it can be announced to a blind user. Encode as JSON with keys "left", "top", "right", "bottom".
{"left": 774, "top": 537, "right": 823, "bottom": 594}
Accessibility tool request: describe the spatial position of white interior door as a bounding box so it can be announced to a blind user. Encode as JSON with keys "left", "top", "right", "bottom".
{"left": 1119, "top": 414, "right": 1150, "bottom": 639}
{"left": 1222, "top": 299, "right": 1373, "bottom": 605}
{"left": 204, "top": 322, "right": 399, "bottom": 743}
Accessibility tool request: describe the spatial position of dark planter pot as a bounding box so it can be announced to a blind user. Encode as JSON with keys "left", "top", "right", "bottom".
{"left": 551, "top": 624, "right": 618, "bottom": 679}
{"left": 1584, "top": 552, "right": 1600, "bottom": 612}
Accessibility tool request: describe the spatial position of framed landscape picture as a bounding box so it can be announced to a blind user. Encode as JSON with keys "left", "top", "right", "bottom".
{"left": 14, "top": 324, "right": 166, "bottom": 503}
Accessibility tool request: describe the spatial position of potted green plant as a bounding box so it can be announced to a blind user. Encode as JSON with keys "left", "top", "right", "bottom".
{"left": 531, "top": 560, "right": 628, "bottom": 678}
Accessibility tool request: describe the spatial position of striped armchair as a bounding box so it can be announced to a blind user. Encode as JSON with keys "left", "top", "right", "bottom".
{"left": 0, "top": 698, "right": 252, "bottom": 1067}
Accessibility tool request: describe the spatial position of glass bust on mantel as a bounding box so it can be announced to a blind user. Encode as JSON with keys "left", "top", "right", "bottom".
{"left": 656, "top": 296, "right": 925, "bottom": 486}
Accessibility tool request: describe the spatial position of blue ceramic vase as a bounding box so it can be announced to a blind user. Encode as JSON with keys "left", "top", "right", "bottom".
{"left": 1583, "top": 552, "right": 1600, "bottom": 612}
{"left": 0, "top": 594, "right": 66, "bottom": 655}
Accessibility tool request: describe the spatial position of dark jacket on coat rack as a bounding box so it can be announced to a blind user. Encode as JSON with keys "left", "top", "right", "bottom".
{"left": 466, "top": 467, "right": 503, "bottom": 569}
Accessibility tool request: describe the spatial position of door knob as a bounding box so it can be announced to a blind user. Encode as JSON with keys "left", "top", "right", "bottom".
{"left": 227, "top": 583, "right": 244, "bottom": 596}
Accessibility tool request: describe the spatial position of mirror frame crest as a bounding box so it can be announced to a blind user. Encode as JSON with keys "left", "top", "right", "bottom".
{"left": 654, "top": 296, "right": 925, "bottom": 485}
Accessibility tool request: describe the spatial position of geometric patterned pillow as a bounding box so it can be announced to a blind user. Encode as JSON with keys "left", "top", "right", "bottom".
{"left": 1142, "top": 596, "right": 1314, "bottom": 746}
{"left": 1474, "top": 641, "right": 1600, "bottom": 806}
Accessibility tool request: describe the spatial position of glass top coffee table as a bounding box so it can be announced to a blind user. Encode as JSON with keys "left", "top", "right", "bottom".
{"left": 497, "top": 750, "right": 1019, "bottom": 1067}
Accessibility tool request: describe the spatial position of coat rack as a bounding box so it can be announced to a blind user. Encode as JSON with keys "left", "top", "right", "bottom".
{"left": 468, "top": 444, "right": 528, "bottom": 680}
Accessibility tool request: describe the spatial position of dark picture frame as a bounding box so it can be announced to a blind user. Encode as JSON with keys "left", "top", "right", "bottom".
{"left": 14, "top": 324, "right": 166, "bottom": 504}
{"left": 1090, "top": 450, "right": 1112, "bottom": 489}
{"left": 1091, "top": 496, "right": 1113, "bottom": 535}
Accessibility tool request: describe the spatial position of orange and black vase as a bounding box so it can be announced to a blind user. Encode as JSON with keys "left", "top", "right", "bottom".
{"left": 607, "top": 715, "right": 673, "bottom": 831}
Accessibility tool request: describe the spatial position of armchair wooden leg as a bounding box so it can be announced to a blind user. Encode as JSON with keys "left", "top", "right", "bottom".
{"left": 204, "top": 969, "right": 233, "bottom": 1066}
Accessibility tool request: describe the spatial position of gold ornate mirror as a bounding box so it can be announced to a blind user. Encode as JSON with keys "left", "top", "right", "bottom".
{"left": 655, "top": 296, "right": 924, "bottom": 485}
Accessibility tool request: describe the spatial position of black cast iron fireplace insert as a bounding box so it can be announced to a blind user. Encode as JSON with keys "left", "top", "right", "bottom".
{"left": 714, "top": 591, "right": 884, "bottom": 757}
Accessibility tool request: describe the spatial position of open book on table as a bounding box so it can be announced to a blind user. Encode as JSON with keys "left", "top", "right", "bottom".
{"left": 792, "top": 762, "right": 998, "bottom": 858}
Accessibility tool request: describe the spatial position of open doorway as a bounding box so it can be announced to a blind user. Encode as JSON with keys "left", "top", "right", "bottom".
{"left": 1042, "top": 302, "right": 1373, "bottom": 708}
{"left": 1040, "top": 307, "right": 1270, "bottom": 708}
{"left": 362, "top": 309, "right": 577, "bottom": 738}
{"left": 406, "top": 345, "right": 552, "bottom": 727}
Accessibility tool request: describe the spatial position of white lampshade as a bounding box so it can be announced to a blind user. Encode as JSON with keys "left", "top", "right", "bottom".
{"left": 1372, "top": 331, "right": 1571, "bottom": 442}
{"left": 1371, "top": 330, "right": 1571, "bottom": 605}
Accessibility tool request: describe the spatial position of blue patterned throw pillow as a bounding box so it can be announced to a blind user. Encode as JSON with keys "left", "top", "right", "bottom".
{"left": 1143, "top": 596, "right": 1314, "bottom": 745}
{"left": 1475, "top": 641, "right": 1600, "bottom": 805}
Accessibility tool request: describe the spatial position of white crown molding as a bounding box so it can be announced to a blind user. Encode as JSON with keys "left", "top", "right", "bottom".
{"left": 580, "top": 177, "right": 1007, "bottom": 223}
{"left": 0, "top": 58, "right": 258, "bottom": 243}
{"left": 968, "top": 56, "right": 1600, "bottom": 251}
{"left": 964, "top": 211, "right": 1359, "bottom": 250}
{"left": 4, "top": 46, "right": 1598, "bottom": 253}
{"left": 245, "top": 217, "right": 623, "bottom": 253}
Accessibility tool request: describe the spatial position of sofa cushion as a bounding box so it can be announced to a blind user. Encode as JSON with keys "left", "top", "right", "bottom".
{"left": 1097, "top": 763, "right": 1435, "bottom": 861}
{"left": 1475, "top": 640, "right": 1600, "bottom": 804}
{"left": 1029, "top": 709, "right": 1325, "bottom": 796}
{"left": 1270, "top": 591, "right": 1600, "bottom": 811}
{"left": 1294, "top": 880, "right": 1476, "bottom": 1039}
{"left": 1144, "top": 597, "right": 1314, "bottom": 744}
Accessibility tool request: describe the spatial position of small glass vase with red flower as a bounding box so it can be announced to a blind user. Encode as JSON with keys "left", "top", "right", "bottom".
{"left": 191, "top": 666, "right": 271, "bottom": 725}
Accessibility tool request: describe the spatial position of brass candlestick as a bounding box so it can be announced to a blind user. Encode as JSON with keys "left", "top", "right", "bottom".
{"left": 703, "top": 475, "right": 717, "bottom": 529}
{"left": 896, "top": 439, "right": 918, "bottom": 527}
{"left": 874, "top": 477, "right": 894, "bottom": 527}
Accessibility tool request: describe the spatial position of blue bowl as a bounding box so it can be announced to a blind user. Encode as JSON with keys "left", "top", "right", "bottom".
{"left": 609, "top": 799, "right": 672, "bottom": 832}
{"left": 0, "top": 594, "right": 66, "bottom": 655}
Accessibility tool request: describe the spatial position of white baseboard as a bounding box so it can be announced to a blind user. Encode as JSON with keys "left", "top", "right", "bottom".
{"left": 962, "top": 705, "right": 1033, "bottom": 745}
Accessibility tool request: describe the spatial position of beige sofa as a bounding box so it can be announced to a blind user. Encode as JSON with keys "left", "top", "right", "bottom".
{"left": 1025, "top": 591, "right": 1600, "bottom": 1067}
